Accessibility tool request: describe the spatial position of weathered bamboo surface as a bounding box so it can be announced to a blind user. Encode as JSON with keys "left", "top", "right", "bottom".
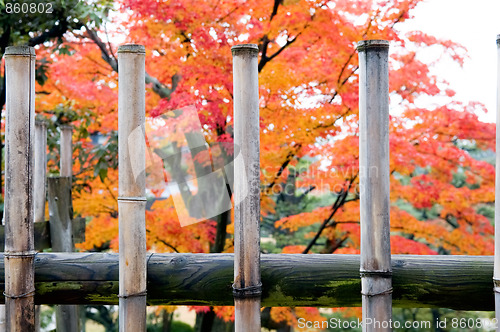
{"left": 59, "top": 125, "right": 73, "bottom": 178}
{"left": 232, "top": 43, "right": 261, "bottom": 332}
{"left": 48, "top": 177, "right": 75, "bottom": 253}
{"left": 47, "top": 177, "right": 80, "bottom": 332}
{"left": 0, "top": 253, "right": 490, "bottom": 310}
{"left": 494, "top": 33, "right": 500, "bottom": 323}
{"left": 34, "top": 120, "right": 47, "bottom": 224}
{"left": 4, "top": 45, "right": 36, "bottom": 331}
{"left": 117, "top": 43, "right": 147, "bottom": 332}
{"left": 358, "top": 39, "right": 392, "bottom": 331}
{"left": 0, "top": 219, "right": 85, "bottom": 251}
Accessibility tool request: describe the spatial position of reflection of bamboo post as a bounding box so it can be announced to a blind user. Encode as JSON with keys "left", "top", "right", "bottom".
{"left": 34, "top": 120, "right": 47, "bottom": 332}
{"left": 4, "top": 45, "right": 36, "bottom": 331}
{"left": 60, "top": 125, "right": 72, "bottom": 178}
{"left": 232, "top": 44, "right": 261, "bottom": 332}
{"left": 117, "top": 44, "right": 147, "bottom": 331}
{"left": 34, "top": 120, "right": 47, "bottom": 223}
{"left": 495, "top": 34, "right": 500, "bottom": 323}
{"left": 357, "top": 40, "right": 392, "bottom": 332}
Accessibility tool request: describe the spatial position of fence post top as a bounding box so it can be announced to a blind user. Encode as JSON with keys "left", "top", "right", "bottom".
{"left": 117, "top": 44, "right": 146, "bottom": 54}
{"left": 35, "top": 119, "right": 47, "bottom": 127}
{"left": 356, "top": 40, "right": 389, "bottom": 52}
{"left": 231, "top": 44, "right": 259, "bottom": 56}
{"left": 4, "top": 46, "right": 35, "bottom": 57}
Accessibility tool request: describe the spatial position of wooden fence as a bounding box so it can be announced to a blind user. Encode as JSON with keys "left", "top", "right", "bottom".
{"left": 1, "top": 38, "right": 498, "bottom": 332}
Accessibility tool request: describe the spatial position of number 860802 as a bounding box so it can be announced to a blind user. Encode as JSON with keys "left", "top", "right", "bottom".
{"left": 5, "top": 2, "right": 53, "bottom": 14}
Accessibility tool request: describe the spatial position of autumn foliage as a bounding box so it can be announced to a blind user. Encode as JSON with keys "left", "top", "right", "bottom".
{"left": 24, "top": 0, "right": 496, "bottom": 328}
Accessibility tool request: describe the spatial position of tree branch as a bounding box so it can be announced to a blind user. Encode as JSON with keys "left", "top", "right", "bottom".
{"left": 302, "top": 175, "right": 357, "bottom": 254}
{"left": 85, "top": 29, "right": 117, "bottom": 71}
{"left": 28, "top": 20, "right": 71, "bottom": 47}
{"left": 258, "top": 33, "right": 301, "bottom": 72}
{"left": 321, "top": 233, "right": 349, "bottom": 254}
{"left": 266, "top": 144, "right": 302, "bottom": 190}
{"left": 301, "top": 190, "right": 347, "bottom": 254}
{"left": 257, "top": 0, "right": 283, "bottom": 72}
{"left": 85, "top": 27, "right": 179, "bottom": 100}
{"left": 298, "top": 185, "right": 316, "bottom": 200}
{"left": 270, "top": 0, "right": 283, "bottom": 21}
{"left": 146, "top": 230, "right": 180, "bottom": 253}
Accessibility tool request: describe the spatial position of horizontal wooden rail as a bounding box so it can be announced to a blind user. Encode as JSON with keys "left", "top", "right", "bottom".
{"left": 0, "top": 253, "right": 492, "bottom": 310}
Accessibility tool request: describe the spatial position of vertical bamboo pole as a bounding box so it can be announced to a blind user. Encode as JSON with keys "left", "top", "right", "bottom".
{"left": 358, "top": 40, "right": 392, "bottom": 332}
{"left": 47, "top": 177, "right": 80, "bottom": 332}
{"left": 58, "top": 124, "right": 80, "bottom": 331}
{"left": 0, "top": 307, "right": 5, "bottom": 332}
{"left": 34, "top": 120, "right": 47, "bottom": 223}
{"left": 60, "top": 125, "right": 72, "bottom": 178}
{"left": 232, "top": 44, "right": 261, "bottom": 332}
{"left": 117, "top": 44, "right": 147, "bottom": 331}
{"left": 494, "top": 34, "right": 500, "bottom": 323}
{"left": 34, "top": 120, "right": 46, "bottom": 332}
{"left": 4, "top": 46, "right": 36, "bottom": 331}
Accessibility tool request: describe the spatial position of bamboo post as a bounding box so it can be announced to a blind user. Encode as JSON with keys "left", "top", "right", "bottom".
{"left": 494, "top": 34, "right": 500, "bottom": 323}
{"left": 4, "top": 45, "right": 36, "bottom": 331}
{"left": 34, "top": 120, "right": 47, "bottom": 223}
{"left": 60, "top": 125, "right": 72, "bottom": 178}
{"left": 117, "top": 44, "right": 147, "bottom": 331}
{"left": 59, "top": 123, "right": 81, "bottom": 331}
{"left": 48, "top": 178, "right": 75, "bottom": 259}
{"left": 357, "top": 40, "right": 392, "bottom": 331}
{"left": 48, "top": 177, "right": 80, "bottom": 332}
{"left": 0, "top": 307, "right": 4, "bottom": 332}
{"left": 232, "top": 44, "right": 261, "bottom": 332}
{"left": 34, "top": 120, "right": 47, "bottom": 332}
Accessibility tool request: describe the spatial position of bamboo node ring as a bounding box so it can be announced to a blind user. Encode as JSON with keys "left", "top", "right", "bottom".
{"left": 232, "top": 282, "right": 262, "bottom": 299}
{"left": 359, "top": 270, "right": 392, "bottom": 278}
{"left": 3, "top": 251, "right": 37, "bottom": 258}
{"left": 118, "top": 290, "right": 147, "bottom": 299}
{"left": 117, "top": 196, "right": 147, "bottom": 202}
{"left": 3, "top": 289, "right": 36, "bottom": 299}
{"left": 361, "top": 287, "right": 393, "bottom": 297}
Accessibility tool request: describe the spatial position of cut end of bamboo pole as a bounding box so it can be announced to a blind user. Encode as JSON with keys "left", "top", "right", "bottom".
{"left": 117, "top": 44, "right": 146, "bottom": 54}
{"left": 4, "top": 46, "right": 35, "bottom": 57}
{"left": 35, "top": 119, "right": 47, "bottom": 128}
{"left": 231, "top": 44, "right": 259, "bottom": 56}
{"left": 356, "top": 39, "right": 389, "bottom": 51}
